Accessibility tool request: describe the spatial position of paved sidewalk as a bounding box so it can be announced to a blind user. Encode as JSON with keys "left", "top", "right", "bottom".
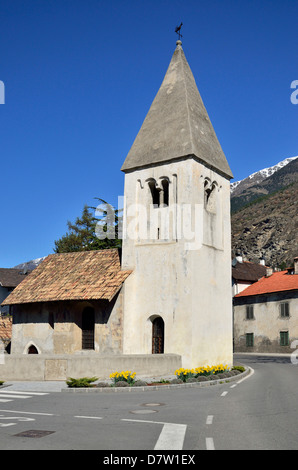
{"left": 2, "top": 381, "right": 69, "bottom": 392}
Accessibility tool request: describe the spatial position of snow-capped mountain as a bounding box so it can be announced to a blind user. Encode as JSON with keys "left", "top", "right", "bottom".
{"left": 14, "top": 256, "right": 47, "bottom": 271}
{"left": 231, "top": 156, "right": 298, "bottom": 195}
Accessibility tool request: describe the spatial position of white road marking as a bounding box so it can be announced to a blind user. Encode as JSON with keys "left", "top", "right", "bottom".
{"left": 0, "top": 399, "right": 13, "bottom": 403}
{"left": 122, "top": 418, "right": 181, "bottom": 426}
{"left": 0, "top": 409, "right": 54, "bottom": 416}
{"left": 230, "top": 384, "right": 237, "bottom": 388}
{"left": 0, "top": 390, "right": 48, "bottom": 396}
{"left": 221, "top": 391, "right": 228, "bottom": 397}
{"left": 236, "top": 366, "right": 255, "bottom": 384}
{"left": 0, "top": 393, "right": 30, "bottom": 399}
{"left": 154, "top": 423, "right": 187, "bottom": 450}
{"left": 206, "top": 415, "right": 213, "bottom": 425}
{"left": 206, "top": 437, "right": 215, "bottom": 450}
{"left": 121, "top": 418, "right": 187, "bottom": 450}
{"left": 74, "top": 415, "right": 103, "bottom": 420}
{"left": 0, "top": 415, "right": 35, "bottom": 427}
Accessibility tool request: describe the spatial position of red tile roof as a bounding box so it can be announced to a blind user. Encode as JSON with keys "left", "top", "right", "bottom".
{"left": 235, "top": 270, "right": 298, "bottom": 298}
{"left": 1, "top": 249, "right": 131, "bottom": 305}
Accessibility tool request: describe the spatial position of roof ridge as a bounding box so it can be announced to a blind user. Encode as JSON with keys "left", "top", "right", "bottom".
{"left": 179, "top": 44, "right": 195, "bottom": 156}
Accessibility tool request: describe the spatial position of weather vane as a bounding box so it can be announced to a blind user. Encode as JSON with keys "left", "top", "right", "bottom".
{"left": 175, "top": 22, "right": 183, "bottom": 40}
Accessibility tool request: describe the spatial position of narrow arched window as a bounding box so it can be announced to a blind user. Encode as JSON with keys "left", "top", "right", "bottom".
{"left": 161, "top": 179, "right": 169, "bottom": 207}
{"left": 148, "top": 181, "right": 160, "bottom": 207}
{"left": 204, "top": 179, "right": 217, "bottom": 213}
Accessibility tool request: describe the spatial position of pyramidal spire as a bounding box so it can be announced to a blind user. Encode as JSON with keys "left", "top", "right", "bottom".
{"left": 121, "top": 40, "right": 233, "bottom": 179}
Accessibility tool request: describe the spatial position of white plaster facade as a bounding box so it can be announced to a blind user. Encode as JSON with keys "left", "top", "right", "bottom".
{"left": 234, "top": 292, "right": 298, "bottom": 353}
{"left": 121, "top": 158, "right": 233, "bottom": 368}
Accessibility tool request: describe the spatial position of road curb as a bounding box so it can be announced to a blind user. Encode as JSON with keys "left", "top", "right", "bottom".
{"left": 62, "top": 367, "right": 251, "bottom": 393}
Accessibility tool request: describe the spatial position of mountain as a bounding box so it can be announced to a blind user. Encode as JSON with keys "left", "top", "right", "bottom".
{"left": 14, "top": 256, "right": 47, "bottom": 272}
{"left": 231, "top": 156, "right": 297, "bottom": 195}
{"left": 231, "top": 156, "right": 298, "bottom": 213}
{"left": 231, "top": 156, "right": 298, "bottom": 268}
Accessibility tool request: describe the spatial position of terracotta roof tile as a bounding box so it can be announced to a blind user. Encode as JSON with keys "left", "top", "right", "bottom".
{"left": 1, "top": 249, "right": 131, "bottom": 305}
{"left": 0, "top": 317, "right": 12, "bottom": 340}
{"left": 235, "top": 270, "right": 298, "bottom": 298}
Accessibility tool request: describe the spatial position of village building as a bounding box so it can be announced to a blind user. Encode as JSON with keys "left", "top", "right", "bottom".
{"left": 2, "top": 249, "right": 131, "bottom": 355}
{"left": 1, "top": 39, "right": 234, "bottom": 377}
{"left": 0, "top": 268, "right": 30, "bottom": 316}
{"left": 232, "top": 255, "right": 267, "bottom": 297}
{"left": 233, "top": 257, "right": 298, "bottom": 353}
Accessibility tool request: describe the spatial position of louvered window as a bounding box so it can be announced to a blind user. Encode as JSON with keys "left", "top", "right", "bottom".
{"left": 280, "top": 302, "right": 290, "bottom": 318}
{"left": 280, "top": 331, "right": 289, "bottom": 346}
{"left": 246, "top": 305, "right": 254, "bottom": 320}
{"left": 246, "top": 333, "right": 254, "bottom": 347}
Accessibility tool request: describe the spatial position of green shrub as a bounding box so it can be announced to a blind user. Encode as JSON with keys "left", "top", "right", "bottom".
{"left": 0, "top": 381, "right": 4, "bottom": 386}
{"left": 66, "top": 377, "right": 98, "bottom": 388}
{"left": 232, "top": 366, "right": 245, "bottom": 373}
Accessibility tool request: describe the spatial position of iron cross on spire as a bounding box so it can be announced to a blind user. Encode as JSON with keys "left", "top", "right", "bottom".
{"left": 175, "top": 22, "right": 183, "bottom": 40}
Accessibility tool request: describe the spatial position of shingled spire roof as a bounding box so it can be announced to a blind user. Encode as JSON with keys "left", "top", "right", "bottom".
{"left": 121, "top": 40, "right": 233, "bottom": 179}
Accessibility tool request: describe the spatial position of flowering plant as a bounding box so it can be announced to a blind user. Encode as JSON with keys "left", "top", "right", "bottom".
{"left": 110, "top": 370, "right": 136, "bottom": 385}
{"left": 175, "top": 364, "right": 229, "bottom": 382}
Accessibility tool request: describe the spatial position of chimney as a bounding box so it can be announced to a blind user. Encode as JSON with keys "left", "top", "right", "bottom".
{"left": 236, "top": 253, "right": 243, "bottom": 263}
{"left": 259, "top": 257, "right": 266, "bottom": 266}
{"left": 266, "top": 267, "right": 273, "bottom": 277}
{"left": 294, "top": 257, "right": 298, "bottom": 275}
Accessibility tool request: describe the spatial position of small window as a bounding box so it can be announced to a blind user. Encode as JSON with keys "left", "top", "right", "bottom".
{"left": 280, "top": 331, "right": 289, "bottom": 346}
{"left": 204, "top": 179, "right": 217, "bottom": 213}
{"left": 246, "top": 333, "right": 254, "bottom": 347}
{"left": 246, "top": 305, "right": 254, "bottom": 320}
{"left": 28, "top": 345, "right": 38, "bottom": 354}
{"left": 280, "top": 302, "right": 290, "bottom": 318}
{"left": 148, "top": 181, "right": 160, "bottom": 207}
{"left": 161, "top": 179, "right": 169, "bottom": 207}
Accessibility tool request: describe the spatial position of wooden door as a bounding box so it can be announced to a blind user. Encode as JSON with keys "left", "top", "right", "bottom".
{"left": 82, "top": 307, "right": 95, "bottom": 350}
{"left": 152, "top": 317, "right": 164, "bottom": 354}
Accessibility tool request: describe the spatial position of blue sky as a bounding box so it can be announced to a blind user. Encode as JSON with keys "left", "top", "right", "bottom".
{"left": 0, "top": 0, "right": 297, "bottom": 267}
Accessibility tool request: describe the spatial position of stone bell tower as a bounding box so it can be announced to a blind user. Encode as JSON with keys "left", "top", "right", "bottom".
{"left": 121, "top": 40, "right": 234, "bottom": 369}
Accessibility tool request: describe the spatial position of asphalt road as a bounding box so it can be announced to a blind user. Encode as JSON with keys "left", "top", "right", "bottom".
{"left": 1, "top": 354, "right": 298, "bottom": 451}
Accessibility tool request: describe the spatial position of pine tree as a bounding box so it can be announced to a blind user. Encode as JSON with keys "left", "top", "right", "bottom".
{"left": 54, "top": 199, "right": 122, "bottom": 253}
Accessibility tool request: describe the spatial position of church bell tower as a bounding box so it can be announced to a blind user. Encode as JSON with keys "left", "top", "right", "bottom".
{"left": 121, "top": 40, "right": 234, "bottom": 369}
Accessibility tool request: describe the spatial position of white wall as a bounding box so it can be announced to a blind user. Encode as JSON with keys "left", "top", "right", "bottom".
{"left": 121, "top": 158, "right": 233, "bottom": 368}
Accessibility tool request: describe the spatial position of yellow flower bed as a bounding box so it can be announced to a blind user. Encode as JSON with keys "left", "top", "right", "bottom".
{"left": 175, "top": 364, "right": 229, "bottom": 382}
{"left": 110, "top": 370, "right": 136, "bottom": 385}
